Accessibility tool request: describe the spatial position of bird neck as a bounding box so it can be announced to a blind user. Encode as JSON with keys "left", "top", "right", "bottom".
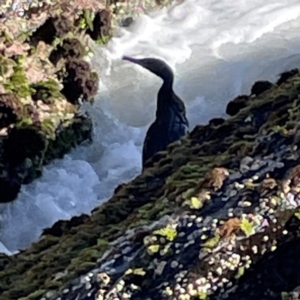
{"left": 161, "top": 73, "right": 174, "bottom": 87}
{"left": 160, "top": 75, "right": 174, "bottom": 92}
{"left": 155, "top": 80, "right": 174, "bottom": 119}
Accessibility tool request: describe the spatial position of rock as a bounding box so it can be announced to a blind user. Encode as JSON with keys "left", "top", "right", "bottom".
{"left": 0, "top": 94, "right": 19, "bottom": 129}
{"left": 0, "top": 177, "right": 21, "bottom": 203}
{"left": 250, "top": 80, "right": 274, "bottom": 96}
{"left": 0, "top": 3, "right": 110, "bottom": 202}
{"left": 277, "top": 69, "right": 299, "bottom": 85}
{"left": 208, "top": 117, "right": 225, "bottom": 126}
{"left": 226, "top": 95, "right": 249, "bottom": 116}
{"left": 2, "top": 67, "right": 300, "bottom": 299}
{"left": 120, "top": 17, "right": 134, "bottom": 27}
{"left": 86, "top": 10, "right": 113, "bottom": 42}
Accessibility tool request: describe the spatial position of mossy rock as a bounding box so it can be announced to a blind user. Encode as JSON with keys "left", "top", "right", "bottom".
{"left": 0, "top": 6, "right": 106, "bottom": 202}
{"left": 1, "top": 68, "right": 300, "bottom": 298}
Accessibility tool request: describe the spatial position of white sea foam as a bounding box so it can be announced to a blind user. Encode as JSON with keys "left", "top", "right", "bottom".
{"left": 1, "top": 0, "right": 300, "bottom": 254}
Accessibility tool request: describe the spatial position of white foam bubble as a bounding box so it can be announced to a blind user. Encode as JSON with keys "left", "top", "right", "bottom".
{"left": 1, "top": 0, "right": 300, "bottom": 254}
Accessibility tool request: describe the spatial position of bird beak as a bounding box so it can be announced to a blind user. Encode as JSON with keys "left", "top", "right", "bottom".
{"left": 122, "top": 56, "right": 140, "bottom": 64}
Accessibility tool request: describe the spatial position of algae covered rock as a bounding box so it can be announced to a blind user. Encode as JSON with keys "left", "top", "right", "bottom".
{"left": 0, "top": 1, "right": 114, "bottom": 202}
{"left": 1, "top": 68, "right": 300, "bottom": 299}
{"left": 226, "top": 95, "right": 249, "bottom": 116}
{"left": 250, "top": 80, "right": 273, "bottom": 96}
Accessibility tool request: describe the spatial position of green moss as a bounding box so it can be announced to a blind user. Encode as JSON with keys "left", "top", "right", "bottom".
{"left": 147, "top": 244, "right": 160, "bottom": 254}
{"left": 198, "top": 291, "right": 209, "bottom": 300}
{"left": 0, "top": 30, "right": 13, "bottom": 44}
{"left": 40, "top": 119, "right": 56, "bottom": 139}
{"left": 189, "top": 197, "right": 204, "bottom": 209}
{"left": 97, "top": 238, "right": 109, "bottom": 246}
{"left": 202, "top": 234, "right": 220, "bottom": 248}
{"left": 78, "top": 17, "right": 88, "bottom": 30}
{"left": 135, "top": 199, "right": 171, "bottom": 223}
{"left": 71, "top": 248, "right": 102, "bottom": 265}
{"left": 228, "top": 140, "right": 253, "bottom": 155}
{"left": 236, "top": 266, "right": 245, "bottom": 278}
{"left": 0, "top": 55, "right": 10, "bottom": 76}
{"left": 96, "top": 34, "right": 110, "bottom": 45}
{"left": 31, "top": 79, "right": 63, "bottom": 104}
{"left": 182, "top": 188, "right": 196, "bottom": 200}
{"left": 83, "top": 9, "right": 94, "bottom": 31}
{"left": 76, "top": 261, "right": 97, "bottom": 270}
{"left": 154, "top": 226, "right": 177, "bottom": 241}
{"left": 4, "top": 56, "right": 33, "bottom": 98}
{"left": 19, "top": 289, "right": 46, "bottom": 300}
{"left": 15, "top": 116, "right": 34, "bottom": 128}
{"left": 240, "top": 218, "right": 255, "bottom": 237}
{"left": 294, "top": 210, "right": 300, "bottom": 220}
{"left": 17, "top": 29, "right": 33, "bottom": 43}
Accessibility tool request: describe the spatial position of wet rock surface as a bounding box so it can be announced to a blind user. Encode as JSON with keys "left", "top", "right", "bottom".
{"left": 225, "top": 95, "right": 249, "bottom": 116}
{"left": 1, "top": 69, "right": 300, "bottom": 299}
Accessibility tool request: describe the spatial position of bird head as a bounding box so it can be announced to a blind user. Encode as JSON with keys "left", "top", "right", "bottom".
{"left": 122, "top": 56, "right": 174, "bottom": 83}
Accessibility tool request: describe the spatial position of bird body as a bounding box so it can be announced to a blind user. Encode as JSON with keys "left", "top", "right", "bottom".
{"left": 122, "top": 56, "right": 189, "bottom": 167}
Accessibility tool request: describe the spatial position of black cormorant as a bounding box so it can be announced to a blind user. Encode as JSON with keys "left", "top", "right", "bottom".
{"left": 122, "top": 56, "right": 189, "bottom": 168}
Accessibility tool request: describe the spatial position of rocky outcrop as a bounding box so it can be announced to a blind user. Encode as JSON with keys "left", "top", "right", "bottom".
{"left": 1, "top": 67, "right": 300, "bottom": 299}
{"left": 0, "top": 1, "right": 114, "bottom": 202}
